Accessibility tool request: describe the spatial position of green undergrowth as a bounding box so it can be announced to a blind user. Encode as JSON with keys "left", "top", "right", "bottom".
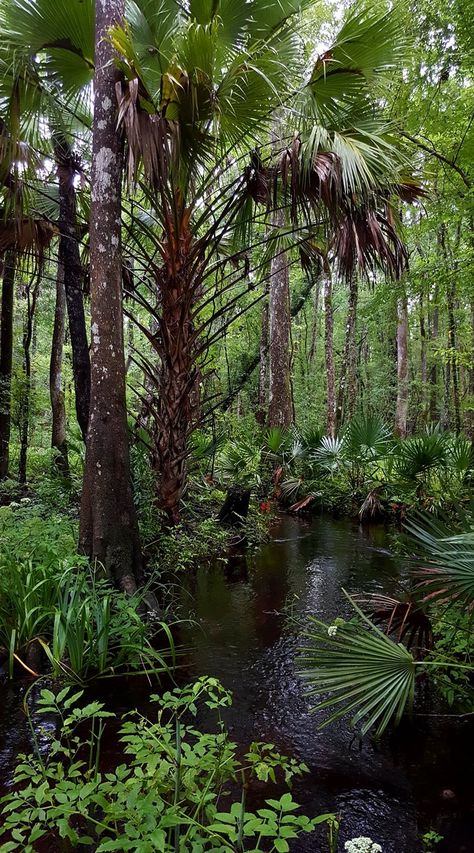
{"left": 0, "top": 502, "right": 177, "bottom": 682}
{"left": 0, "top": 677, "right": 334, "bottom": 853}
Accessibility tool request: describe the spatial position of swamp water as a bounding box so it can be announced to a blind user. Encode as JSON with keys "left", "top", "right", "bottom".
{"left": 1, "top": 515, "right": 473, "bottom": 851}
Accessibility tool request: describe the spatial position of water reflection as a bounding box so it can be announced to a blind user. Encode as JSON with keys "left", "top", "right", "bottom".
{"left": 181, "top": 515, "right": 474, "bottom": 853}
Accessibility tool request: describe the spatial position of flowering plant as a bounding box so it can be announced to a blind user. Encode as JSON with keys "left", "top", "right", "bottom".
{"left": 345, "top": 837, "right": 382, "bottom": 853}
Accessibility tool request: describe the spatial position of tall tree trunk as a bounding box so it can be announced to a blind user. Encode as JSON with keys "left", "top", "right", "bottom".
{"left": 55, "top": 138, "right": 91, "bottom": 440}
{"left": 324, "top": 267, "right": 336, "bottom": 438}
{"left": 256, "top": 291, "right": 269, "bottom": 426}
{"left": 79, "top": 0, "right": 142, "bottom": 592}
{"left": 19, "top": 275, "right": 39, "bottom": 484}
{"left": 0, "top": 251, "right": 15, "bottom": 479}
{"left": 394, "top": 288, "right": 409, "bottom": 438}
{"left": 308, "top": 274, "right": 320, "bottom": 367}
{"left": 446, "top": 277, "right": 461, "bottom": 434}
{"left": 419, "top": 289, "right": 428, "bottom": 426}
{"left": 268, "top": 205, "right": 293, "bottom": 429}
{"left": 336, "top": 272, "right": 358, "bottom": 429}
{"left": 466, "top": 297, "right": 474, "bottom": 437}
{"left": 429, "top": 284, "right": 439, "bottom": 423}
{"left": 50, "top": 249, "right": 69, "bottom": 474}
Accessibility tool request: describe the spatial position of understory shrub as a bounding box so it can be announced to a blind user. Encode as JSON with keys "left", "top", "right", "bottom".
{"left": 0, "top": 677, "right": 333, "bottom": 852}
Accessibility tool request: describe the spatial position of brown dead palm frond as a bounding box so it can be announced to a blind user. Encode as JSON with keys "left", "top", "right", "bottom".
{"left": 355, "top": 591, "right": 433, "bottom": 656}
{"left": 333, "top": 202, "right": 408, "bottom": 280}
{"left": 0, "top": 215, "right": 57, "bottom": 257}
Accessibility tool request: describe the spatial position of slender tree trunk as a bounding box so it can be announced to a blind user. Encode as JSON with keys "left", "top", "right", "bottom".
{"left": 394, "top": 288, "right": 409, "bottom": 438}
{"left": 324, "top": 267, "right": 336, "bottom": 437}
{"left": 429, "top": 284, "right": 439, "bottom": 423}
{"left": 79, "top": 0, "right": 142, "bottom": 592}
{"left": 419, "top": 289, "right": 428, "bottom": 426}
{"left": 50, "top": 249, "right": 69, "bottom": 474}
{"left": 268, "top": 216, "right": 293, "bottom": 428}
{"left": 256, "top": 292, "right": 269, "bottom": 426}
{"left": 308, "top": 275, "right": 320, "bottom": 367}
{"left": 268, "top": 122, "right": 293, "bottom": 429}
{"left": 55, "top": 139, "right": 90, "bottom": 440}
{"left": 0, "top": 251, "right": 15, "bottom": 479}
{"left": 446, "top": 277, "right": 461, "bottom": 434}
{"left": 466, "top": 297, "right": 474, "bottom": 437}
{"left": 19, "top": 276, "right": 39, "bottom": 484}
{"left": 336, "top": 272, "right": 358, "bottom": 428}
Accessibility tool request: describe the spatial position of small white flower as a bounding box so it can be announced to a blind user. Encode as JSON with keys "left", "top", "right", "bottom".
{"left": 344, "top": 837, "right": 382, "bottom": 853}
{"left": 327, "top": 625, "right": 338, "bottom": 637}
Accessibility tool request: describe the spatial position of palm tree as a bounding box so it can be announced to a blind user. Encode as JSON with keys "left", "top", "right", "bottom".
{"left": 111, "top": 0, "right": 417, "bottom": 523}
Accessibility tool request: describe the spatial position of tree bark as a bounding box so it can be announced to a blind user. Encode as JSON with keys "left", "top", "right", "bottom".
{"left": 394, "top": 289, "right": 409, "bottom": 438}
{"left": 446, "top": 276, "right": 461, "bottom": 434}
{"left": 429, "top": 284, "right": 439, "bottom": 423}
{"left": 308, "top": 275, "right": 320, "bottom": 366}
{"left": 256, "top": 292, "right": 269, "bottom": 426}
{"left": 466, "top": 296, "right": 474, "bottom": 437}
{"left": 336, "top": 272, "right": 358, "bottom": 428}
{"left": 153, "top": 262, "right": 196, "bottom": 525}
{"left": 0, "top": 251, "right": 15, "bottom": 479}
{"left": 79, "top": 0, "right": 142, "bottom": 592}
{"left": 50, "top": 249, "right": 69, "bottom": 474}
{"left": 19, "top": 276, "right": 39, "bottom": 484}
{"left": 324, "top": 268, "right": 336, "bottom": 437}
{"left": 268, "top": 204, "right": 293, "bottom": 429}
{"left": 55, "top": 138, "right": 90, "bottom": 440}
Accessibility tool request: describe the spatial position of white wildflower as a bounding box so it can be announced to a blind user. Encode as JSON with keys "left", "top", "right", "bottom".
{"left": 327, "top": 625, "right": 338, "bottom": 637}
{"left": 344, "top": 838, "right": 382, "bottom": 853}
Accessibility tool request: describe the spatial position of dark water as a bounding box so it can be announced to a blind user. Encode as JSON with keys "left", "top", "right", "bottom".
{"left": 1, "top": 515, "right": 473, "bottom": 852}
{"left": 179, "top": 515, "right": 474, "bottom": 853}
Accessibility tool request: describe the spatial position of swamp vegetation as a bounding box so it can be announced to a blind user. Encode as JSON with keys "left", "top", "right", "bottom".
{"left": 0, "top": 0, "right": 473, "bottom": 850}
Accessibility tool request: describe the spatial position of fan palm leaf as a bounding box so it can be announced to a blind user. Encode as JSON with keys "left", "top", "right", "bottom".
{"left": 405, "top": 514, "right": 474, "bottom": 606}
{"left": 300, "top": 593, "right": 417, "bottom": 737}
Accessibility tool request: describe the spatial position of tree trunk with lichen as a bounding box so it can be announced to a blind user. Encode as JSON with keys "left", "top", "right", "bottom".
{"left": 55, "top": 138, "right": 90, "bottom": 441}
{"left": 50, "top": 249, "right": 69, "bottom": 474}
{"left": 79, "top": 0, "right": 142, "bottom": 592}
{"left": 0, "top": 250, "right": 15, "bottom": 479}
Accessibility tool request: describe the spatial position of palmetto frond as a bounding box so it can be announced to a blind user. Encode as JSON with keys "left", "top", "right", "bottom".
{"left": 343, "top": 412, "right": 393, "bottom": 462}
{"left": 405, "top": 514, "right": 474, "bottom": 606}
{"left": 300, "top": 593, "right": 417, "bottom": 737}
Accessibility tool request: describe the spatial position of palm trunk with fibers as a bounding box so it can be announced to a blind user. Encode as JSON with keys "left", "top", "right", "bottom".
{"left": 79, "top": 0, "right": 142, "bottom": 592}
{"left": 150, "top": 225, "right": 196, "bottom": 525}
{"left": 55, "top": 139, "right": 90, "bottom": 440}
{"left": 0, "top": 250, "right": 15, "bottom": 478}
{"left": 268, "top": 206, "right": 293, "bottom": 429}
{"left": 394, "top": 288, "right": 409, "bottom": 438}
{"left": 336, "top": 272, "right": 358, "bottom": 429}
{"left": 50, "top": 249, "right": 69, "bottom": 474}
{"left": 19, "top": 274, "right": 39, "bottom": 485}
{"left": 324, "top": 267, "right": 336, "bottom": 438}
{"left": 256, "top": 290, "right": 269, "bottom": 426}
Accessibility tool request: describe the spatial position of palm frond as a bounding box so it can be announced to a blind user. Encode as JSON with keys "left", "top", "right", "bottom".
{"left": 300, "top": 592, "right": 417, "bottom": 737}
